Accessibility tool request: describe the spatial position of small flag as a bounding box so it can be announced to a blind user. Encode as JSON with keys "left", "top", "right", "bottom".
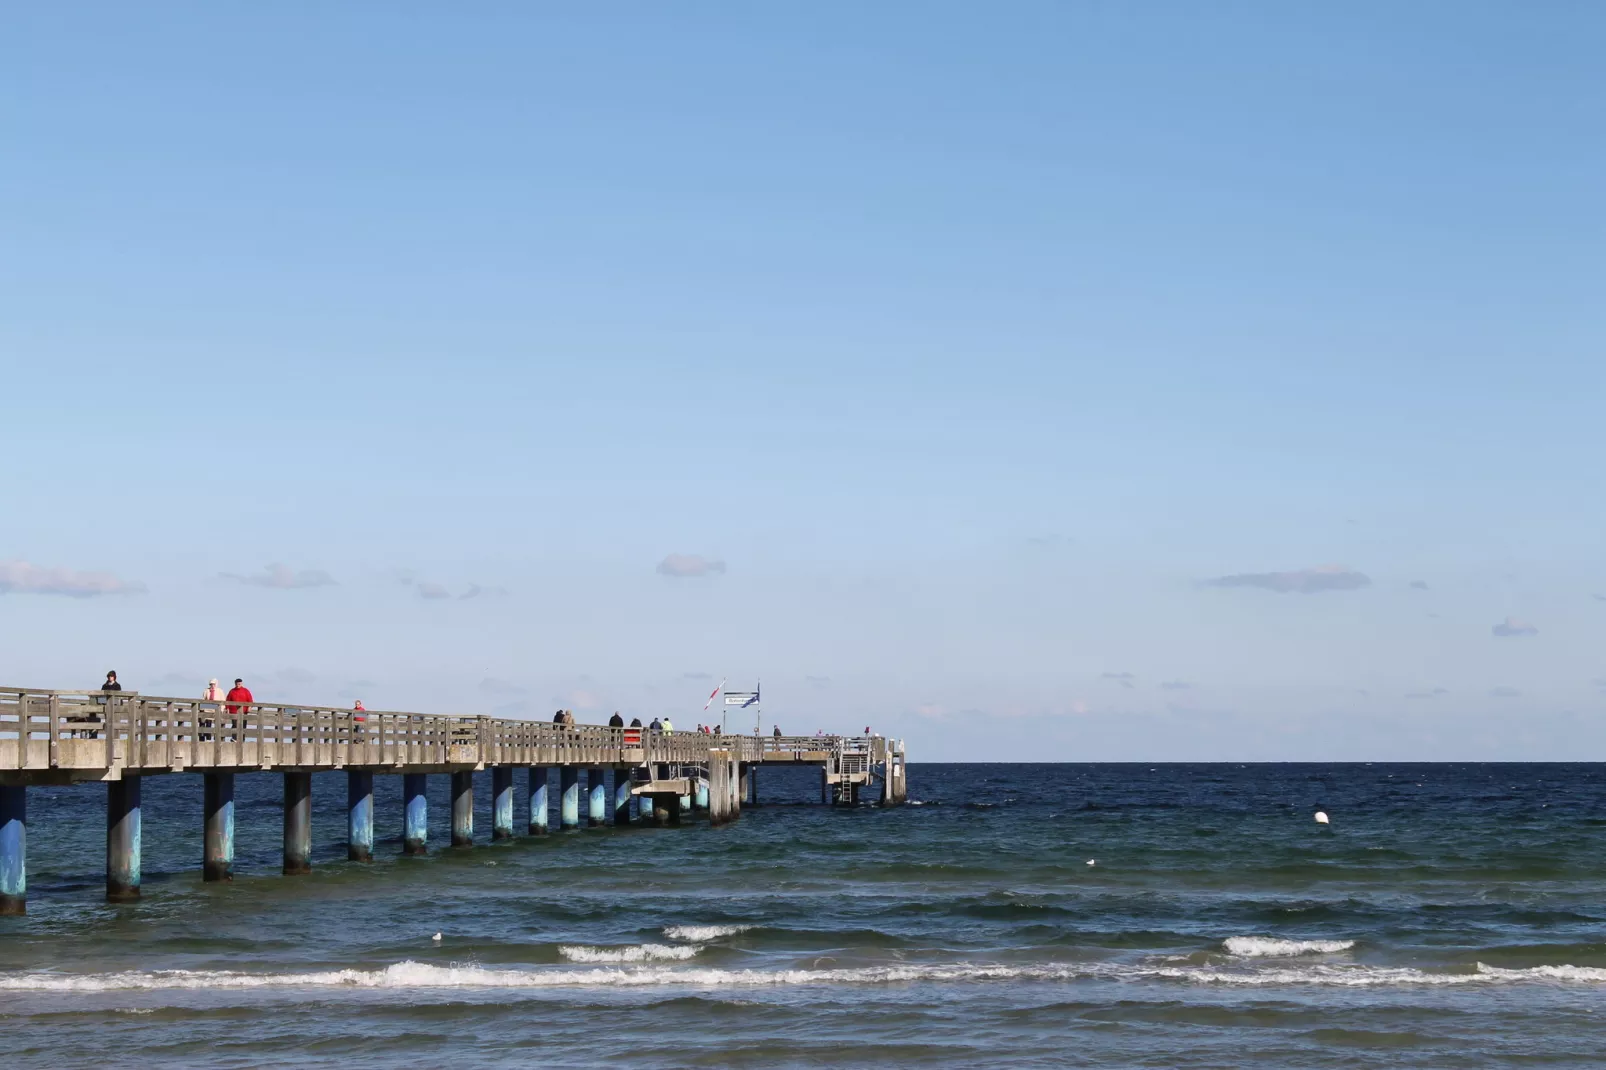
{"left": 702, "top": 679, "right": 725, "bottom": 711}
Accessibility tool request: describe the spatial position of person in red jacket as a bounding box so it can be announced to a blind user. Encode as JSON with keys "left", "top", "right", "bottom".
{"left": 224, "top": 678, "right": 252, "bottom": 742}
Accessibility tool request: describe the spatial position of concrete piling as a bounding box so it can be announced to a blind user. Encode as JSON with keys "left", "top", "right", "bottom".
{"left": 282, "top": 771, "right": 312, "bottom": 875}
{"left": 694, "top": 777, "right": 709, "bottom": 812}
{"left": 203, "top": 772, "right": 235, "bottom": 880}
{"left": 613, "top": 768, "right": 633, "bottom": 826}
{"left": 820, "top": 767, "right": 830, "bottom": 805}
{"left": 492, "top": 766, "right": 514, "bottom": 840}
{"left": 451, "top": 770, "right": 474, "bottom": 847}
{"left": 0, "top": 785, "right": 24, "bottom": 915}
{"left": 588, "top": 768, "right": 606, "bottom": 827}
{"left": 403, "top": 773, "right": 428, "bottom": 855}
{"left": 529, "top": 767, "right": 549, "bottom": 834}
{"left": 347, "top": 770, "right": 374, "bottom": 862}
{"left": 560, "top": 766, "right": 580, "bottom": 829}
{"left": 747, "top": 765, "right": 758, "bottom": 807}
{"left": 107, "top": 776, "right": 142, "bottom": 900}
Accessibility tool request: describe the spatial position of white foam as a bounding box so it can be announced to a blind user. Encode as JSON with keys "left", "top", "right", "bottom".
{"left": 6, "top": 959, "right": 1606, "bottom": 994}
{"left": 559, "top": 944, "right": 698, "bottom": 963}
{"left": 1223, "top": 936, "right": 1356, "bottom": 957}
{"left": 663, "top": 925, "right": 753, "bottom": 942}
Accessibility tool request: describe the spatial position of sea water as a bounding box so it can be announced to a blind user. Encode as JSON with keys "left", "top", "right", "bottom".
{"left": 4, "top": 763, "right": 1606, "bottom": 1067}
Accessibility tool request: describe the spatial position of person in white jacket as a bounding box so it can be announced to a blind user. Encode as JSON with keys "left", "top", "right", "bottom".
{"left": 201, "top": 678, "right": 224, "bottom": 741}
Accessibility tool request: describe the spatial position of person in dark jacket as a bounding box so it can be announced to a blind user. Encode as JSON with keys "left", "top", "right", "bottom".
{"left": 608, "top": 711, "right": 624, "bottom": 727}
{"left": 553, "top": 709, "right": 566, "bottom": 724}
{"left": 629, "top": 717, "right": 642, "bottom": 728}
{"left": 649, "top": 717, "right": 662, "bottom": 732}
{"left": 773, "top": 725, "right": 782, "bottom": 738}
{"left": 101, "top": 670, "right": 122, "bottom": 693}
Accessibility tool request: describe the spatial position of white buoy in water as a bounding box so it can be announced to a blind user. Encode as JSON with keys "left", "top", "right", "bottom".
{"left": 1314, "top": 811, "right": 1330, "bottom": 825}
{"left": 432, "top": 932, "right": 443, "bottom": 942}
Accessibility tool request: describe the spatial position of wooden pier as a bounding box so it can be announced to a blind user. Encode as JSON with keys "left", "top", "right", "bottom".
{"left": 0, "top": 687, "right": 908, "bottom": 915}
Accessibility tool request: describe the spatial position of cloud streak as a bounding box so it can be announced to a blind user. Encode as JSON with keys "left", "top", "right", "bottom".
{"left": 0, "top": 560, "right": 145, "bottom": 598}
{"left": 1491, "top": 617, "right": 1538, "bottom": 638}
{"left": 222, "top": 564, "right": 336, "bottom": 589}
{"left": 657, "top": 554, "right": 726, "bottom": 578}
{"left": 1206, "top": 565, "right": 1370, "bottom": 595}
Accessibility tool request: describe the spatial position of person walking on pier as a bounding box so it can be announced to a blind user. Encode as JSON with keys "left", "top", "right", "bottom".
{"left": 629, "top": 716, "right": 642, "bottom": 728}
{"left": 608, "top": 711, "right": 624, "bottom": 727}
{"left": 200, "top": 678, "right": 225, "bottom": 741}
{"left": 101, "top": 670, "right": 122, "bottom": 694}
{"left": 774, "top": 725, "right": 782, "bottom": 738}
{"left": 649, "top": 716, "right": 662, "bottom": 733}
{"left": 661, "top": 716, "right": 673, "bottom": 736}
{"left": 225, "top": 678, "right": 252, "bottom": 738}
{"left": 553, "top": 709, "right": 566, "bottom": 724}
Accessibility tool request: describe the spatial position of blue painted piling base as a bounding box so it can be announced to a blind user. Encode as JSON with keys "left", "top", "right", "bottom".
{"left": 529, "top": 768, "right": 549, "bottom": 835}
{"left": 403, "top": 774, "right": 428, "bottom": 855}
{"left": 107, "top": 776, "right": 142, "bottom": 901}
{"left": 283, "top": 772, "right": 311, "bottom": 875}
{"left": 560, "top": 767, "right": 580, "bottom": 829}
{"left": 451, "top": 770, "right": 474, "bottom": 847}
{"left": 0, "top": 785, "right": 24, "bottom": 915}
{"left": 348, "top": 770, "right": 374, "bottom": 862}
{"left": 204, "top": 772, "right": 235, "bottom": 881}
{"left": 613, "top": 769, "right": 633, "bottom": 826}
{"left": 492, "top": 766, "right": 514, "bottom": 840}
{"left": 588, "top": 769, "right": 606, "bottom": 827}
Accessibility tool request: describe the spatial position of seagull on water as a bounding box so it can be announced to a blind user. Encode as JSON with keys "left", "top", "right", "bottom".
{"left": 432, "top": 932, "right": 443, "bottom": 942}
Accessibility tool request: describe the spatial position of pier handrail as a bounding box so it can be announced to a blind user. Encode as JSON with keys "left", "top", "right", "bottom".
{"left": 0, "top": 686, "right": 872, "bottom": 774}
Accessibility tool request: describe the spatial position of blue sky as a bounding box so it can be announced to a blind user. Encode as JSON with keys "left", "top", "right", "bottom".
{"left": 4, "top": 3, "right": 1603, "bottom": 759}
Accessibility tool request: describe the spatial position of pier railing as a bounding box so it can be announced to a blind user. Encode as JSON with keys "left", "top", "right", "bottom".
{"left": 0, "top": 687, "right": 862, "bottom": 775}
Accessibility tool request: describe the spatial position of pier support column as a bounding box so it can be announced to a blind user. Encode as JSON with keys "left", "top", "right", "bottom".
{"left": 738, "top": 763, "right": 749, "bottom": 807}
{"left": 347, "top": 770, "right": 374, "bottom": 862}
{"left": 107, "top": 776, "right": 142, "bottom": 900}
{"left": 820, "top": 767, "right": 830, "bottom": 805}
{"left": 694, "top": 778, "right": 708, "bottom": 812}
{"left": 492, "top": 766, "right": 514, "bottom": 840}
{"left": 747, "top": 765, "right": 758, "bottom": 807}
{"left": 707, "top": 754, "right": 729, "bottom": 826}
{"left": 613, "top": 768, "right": 633, "bottom": 826}
{"left": 203, "top": 772, "right": 235, "bottom": 880}
{"left": 588, "top": 768, "right": 606, "bottom": 827}
{"left": 451, "top": 770, "right": 474, "bottom": 847}
{"left": 529, "top": 767, "right": 549, "bottom": 835}
{"left": 283, "top": 771, "right": 311, "bottom": 875}
{"left": 0, "top": 785, "right": 24, "bottom": 915}
{"left": 403, "top": 773, "right": 428, "bottom": 855}
{"left": 560, "top": 766, "right": 580, "bottom": 829}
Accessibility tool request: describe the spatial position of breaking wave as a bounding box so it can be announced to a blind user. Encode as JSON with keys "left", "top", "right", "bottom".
{"left": 663, "top": 925, "right": 753, "bottom": 942}
{"left": 558, "top": 945, "right": 698, "bottom": 963}
{"left": 1223, "top": 937, "right": 1357, "bottom": 957}
{"left": 5, "top": 960, "right": 1606, "bottom": 993}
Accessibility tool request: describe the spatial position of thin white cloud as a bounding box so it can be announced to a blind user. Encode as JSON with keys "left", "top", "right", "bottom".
{"left": 417, "top": 582, "right": 452, "bottom": 600}
{"left": 657, "top": 554, "right": 726, "bottom": 578}
{"left": 1489, "top": 686, "right": 1522, "bottom": 698}
{"left": 0, "top": 559, "right": 145, "bottom": 598}
{"left": 221, "top": 564, "right": 336, "bottom": 589}
{"left": 1492, "top": 617, "right": 1538, "bottom": 638}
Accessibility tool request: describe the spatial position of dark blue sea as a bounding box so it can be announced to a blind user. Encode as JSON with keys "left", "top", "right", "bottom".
{"left": 5, "top": 763, "right": 1606, "bottom": 1067}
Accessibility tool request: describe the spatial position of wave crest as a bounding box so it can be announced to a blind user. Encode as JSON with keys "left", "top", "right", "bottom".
{"left": 558, "top": 945, "right": 698, "bottom": 963}
{"left": 1224, "top": 936, "right": 1356, "bottom": 957}
{"left": 663, "top": 925, "right": 752, "bottom": 942}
